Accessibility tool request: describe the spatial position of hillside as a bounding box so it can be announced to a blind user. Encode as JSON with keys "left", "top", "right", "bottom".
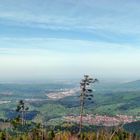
{"left": 0, "top": 81, "right": 139, "bottom": 126}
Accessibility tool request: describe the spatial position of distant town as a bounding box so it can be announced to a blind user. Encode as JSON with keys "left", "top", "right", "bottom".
{"left": 64, "top": 114, "right": 140, "bottom": 127}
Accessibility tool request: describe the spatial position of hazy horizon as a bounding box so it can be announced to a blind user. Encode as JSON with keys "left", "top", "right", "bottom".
{"left": 0, "top": 0, "right": 140, "bottom": 82}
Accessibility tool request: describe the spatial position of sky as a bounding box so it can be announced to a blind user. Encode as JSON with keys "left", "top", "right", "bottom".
{"left": 0, "top": 0, "right": 140, "bottom": 82}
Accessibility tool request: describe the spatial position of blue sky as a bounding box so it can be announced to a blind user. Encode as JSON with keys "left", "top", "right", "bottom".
{"left": 0, "top": 0, "right": 140, "bottom": 82}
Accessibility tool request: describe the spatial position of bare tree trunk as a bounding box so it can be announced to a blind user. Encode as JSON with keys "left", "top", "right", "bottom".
{"left": 5, "top": 131, "right": 8, "bottom": 140}
{"left": 109, "top": 124, "right": 124, "bottom": 140}
{"left": 79, "top": 94, "right": 84, "bottom": 134}
{"left": 41, "top": 123, "right": 44, "bottom": 140}
{"left": 129, "top": 133, "right": 132, "bottom": 140}
{"left": 21, "top": 110, "right": 24, "bottom": 126}
{"left": 96, "top": 131, "right": 99, "bottom": 140}
{"left": 24, "top": 110, "right": 26, "bottom": 125}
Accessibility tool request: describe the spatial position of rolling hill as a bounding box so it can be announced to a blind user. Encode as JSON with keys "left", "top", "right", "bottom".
{"left": 0, "top": 80, "right": 139, "bottom": 121}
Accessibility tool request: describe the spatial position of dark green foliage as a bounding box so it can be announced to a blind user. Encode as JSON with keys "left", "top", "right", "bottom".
{"left": 47, "top": 130, "right": 55, "bottom": 140}
{"left": 15, "top": 100, "right": 29, "bottom": 126}
{"left": 79, "top": 75, "right": 98, "bottom": 133}
{"left": 124, "top": 121, "right": 140, "bottom": 135}
{"left": 11, "top": 115, "right": 21, "bottom": 129}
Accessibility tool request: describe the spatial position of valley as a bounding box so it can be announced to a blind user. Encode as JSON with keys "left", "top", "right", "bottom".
{"left": 0, "top": 80, "right": 139, "bottom": 124}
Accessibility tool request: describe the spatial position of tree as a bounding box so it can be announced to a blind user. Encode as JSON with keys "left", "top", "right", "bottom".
{"left": 79, "top": 75, "right": 98, "bottom": 133}
{"left": 16, "top": 100, "right": 29, "bottom": 126}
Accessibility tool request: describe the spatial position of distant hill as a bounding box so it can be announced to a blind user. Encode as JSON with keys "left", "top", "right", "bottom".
{"left": 91, "top": 80, "right": 140, "bottom": 116}
{"left": 95, "top": 80, "right": 140, "bottom": 92}
{"left": 120, "top": 80, "right": 140, "bottom": 90}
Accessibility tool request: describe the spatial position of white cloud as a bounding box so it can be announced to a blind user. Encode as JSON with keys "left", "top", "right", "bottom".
{"left": 0, "top": 0, "right": 140, "bottom": 35}
{"left": 0, "top": 37, "right": 140, "bottom": 81}
{"left": 0, "top": 37, "right": 139, "bottom": 55}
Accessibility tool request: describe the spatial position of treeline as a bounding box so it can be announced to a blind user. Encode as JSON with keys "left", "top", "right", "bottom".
{"left": 0, "top": 111, "right": 139, "bottom": 140}
{"left": 0, "top": 128, "right": 139, "bottom": 140}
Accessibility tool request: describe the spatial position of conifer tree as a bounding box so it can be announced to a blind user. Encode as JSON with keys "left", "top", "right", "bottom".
{"left": 79, "top": 75, "right": 98, "bottom": 133}
{"left": 16, "top": 100, "right": 29, "bottom": 126}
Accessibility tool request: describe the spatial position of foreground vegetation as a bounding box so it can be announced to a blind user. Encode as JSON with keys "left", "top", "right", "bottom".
{"left": 0, "top": 122, "right": 140, "bottom": 140}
